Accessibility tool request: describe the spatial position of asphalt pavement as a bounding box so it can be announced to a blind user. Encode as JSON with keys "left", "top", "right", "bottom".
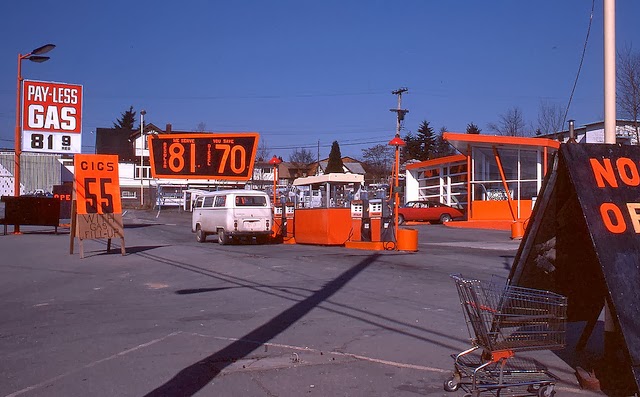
{"left": 0, "top": 209, "right": 606, "bottom": 397}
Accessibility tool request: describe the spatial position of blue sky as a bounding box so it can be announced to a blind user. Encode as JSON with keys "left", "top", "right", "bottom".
{"left": 1, "top": 1, "right": 640, "bottom": 160}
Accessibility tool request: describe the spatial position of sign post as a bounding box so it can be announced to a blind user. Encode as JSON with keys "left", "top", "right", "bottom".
{"left": 70, "top": 154, "right": 125, "bottom": 258}
{"left": 21, "top": 80, "right": 83, "bottom": 154}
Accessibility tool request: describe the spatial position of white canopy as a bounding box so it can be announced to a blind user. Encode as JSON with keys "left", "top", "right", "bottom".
{"left": 292, "top": 173, "right": 364, "bottom": 186}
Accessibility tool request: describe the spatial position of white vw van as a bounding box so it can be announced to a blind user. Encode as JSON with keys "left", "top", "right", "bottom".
{"left": 191, "top": 189, "right": 272, "bottom": 245}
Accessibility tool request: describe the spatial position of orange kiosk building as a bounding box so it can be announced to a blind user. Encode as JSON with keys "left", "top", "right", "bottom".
{"left": 405, "top": 133, "right": 561, "bottom": 234}
{"left": 291, "top": 173, "right": 364, "bottom": 245}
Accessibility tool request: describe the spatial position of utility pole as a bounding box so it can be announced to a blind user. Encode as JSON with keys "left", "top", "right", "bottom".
{"left": 389, "top": 88, "right": 408, "bottom": 250}
{"left": 317, "top": 140, "right": 320, "bottom": 175}
{"left": 390, "top": 87, "right": 409, "bottom": 138}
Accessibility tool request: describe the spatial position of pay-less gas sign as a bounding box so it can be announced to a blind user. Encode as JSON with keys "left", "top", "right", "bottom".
{"left": 21, "top": 80, "right": 83, "bottom": 154}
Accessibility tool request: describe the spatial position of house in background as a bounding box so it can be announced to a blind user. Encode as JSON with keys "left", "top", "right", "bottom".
{"left": 307, "top": 156, "right": 366, "bottom": 177}
{"left": 544, "top": 119, "right": 639, "bottom": 145}
{"left": 92, "top": 125, "right": 368, "bottom": 209}
{"left": 95, "top": 124, "right": 246, "bottom": 208}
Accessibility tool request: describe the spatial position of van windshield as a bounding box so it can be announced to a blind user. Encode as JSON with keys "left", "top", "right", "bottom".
{"left": 235, "top": 195, "right": 267, "bottom": 207}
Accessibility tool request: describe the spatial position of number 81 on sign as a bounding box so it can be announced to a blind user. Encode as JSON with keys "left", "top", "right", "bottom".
{"left": 22, "top": 131, "right": 80, "bottom": 153}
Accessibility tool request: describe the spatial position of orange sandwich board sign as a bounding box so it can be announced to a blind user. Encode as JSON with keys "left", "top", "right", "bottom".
{"left": 70, "top": 154, "right": 125, "bottom": 258}
{"left": 148, "top": 133, "right": 259, "bottom": 180}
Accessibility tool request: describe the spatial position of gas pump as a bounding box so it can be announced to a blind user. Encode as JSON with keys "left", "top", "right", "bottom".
{"left": 380, "top": 199, "right": 394, "bottom": 242}
{"left": 272, "top": 203, "right": 284, "bottom": 240}
{"left": 350, "top": 200, "right": 364, "bottom": 241}
{"left": 361, "top": 199, "right": 371, "bottom": 242}
{"left": 284, "top": 202, "right": 295, "bottom": 243}
{"left": 369, "top": 198, "right": 383, "bottom": 241}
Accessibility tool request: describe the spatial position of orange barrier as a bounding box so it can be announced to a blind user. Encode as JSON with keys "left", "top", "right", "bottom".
{"left": 397, "top": 228, "right": 418, "bottom": 251}
{"left": 510, "top": 221, "right": 524, "bottom": 240}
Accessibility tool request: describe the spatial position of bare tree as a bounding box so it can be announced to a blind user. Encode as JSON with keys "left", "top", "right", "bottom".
{"left": 487, "top": 107, "right": 528, "bottom": 136}
{"left": 288, "top": 147, "right": 315, "bottom": 166}
{"left": 536, "top": 101, "right": 565, "bottom": 136}
{"left": 194, "top": 122, "right": 207, "bottom": 132}
{"left": 361, "top": 144, "right": 393, "bottom": 183}
{"left": 256, "top": 138, "right": 270, "bottom": 162}
{"left": 617, "top": 46, "right": 640, "bottom": 144}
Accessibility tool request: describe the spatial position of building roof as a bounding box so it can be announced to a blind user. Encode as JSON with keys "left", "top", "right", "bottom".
{"left": 406, "top": 154, "right": 466, "bottom": 170}
{"left": 293, "top": 173, "right": 364, "bottom": 186}
{"left": 442, "top": 133, "right": 560, "bottom": 155}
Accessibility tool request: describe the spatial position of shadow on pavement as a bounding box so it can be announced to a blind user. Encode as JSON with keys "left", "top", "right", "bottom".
{"left": 143, "top": 253, "right": 381, "bottom": 397}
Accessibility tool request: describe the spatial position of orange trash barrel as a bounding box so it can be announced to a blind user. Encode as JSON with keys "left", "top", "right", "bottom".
{"left": 397, "top": 228, "right": 418, "bottom": 251}
{"left": 511, "top": 221, "right": 524, "bottom": 240}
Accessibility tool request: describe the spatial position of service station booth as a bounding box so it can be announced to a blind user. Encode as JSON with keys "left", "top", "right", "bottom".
{"left": 405, "top": 133, "right": 561, "bottom": 230}
{"left": 288, "top": 173, "right": 367, "bottom": 246}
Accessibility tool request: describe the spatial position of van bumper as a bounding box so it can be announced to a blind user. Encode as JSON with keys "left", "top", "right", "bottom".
{"left": 227, "top": 230, "right": 271, "bottom": 237}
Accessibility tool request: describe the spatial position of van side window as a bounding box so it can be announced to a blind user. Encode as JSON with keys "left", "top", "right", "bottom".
{"left": 195, "top": 197, "right": 204, "bottom": 208}
{"left": 214, "top": 196, "right": 226, "bottom": 207}
{"left": 203, "top": 196, "right": 215, "bottom": 208}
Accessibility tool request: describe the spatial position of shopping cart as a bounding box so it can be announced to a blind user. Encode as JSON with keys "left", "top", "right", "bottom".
{"left": 445, "top": 274, "right": 567, "bottom": 397}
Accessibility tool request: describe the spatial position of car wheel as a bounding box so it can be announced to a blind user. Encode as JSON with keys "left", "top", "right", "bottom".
{"left": 195, "top": 225, "right": 206, "bottom": 243}
{"left": 218, "top": 230, "right": 229, "bottom": 245}
{"left": 398, "top": 214, "right": 405, "bottom": 225}
{"left": 440, "top": 213, "right": 453, "bottom": 224}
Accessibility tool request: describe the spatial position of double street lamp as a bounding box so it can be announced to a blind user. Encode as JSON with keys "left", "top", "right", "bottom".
{"left": 14, "top": 44, "right": 56, "bottom": 197}
{"left": 14, "top": 43, "right": 55, "bottom": 234}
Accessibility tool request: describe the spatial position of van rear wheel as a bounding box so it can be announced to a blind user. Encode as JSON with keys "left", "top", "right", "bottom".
{"left": 218, "top": 230, "right": 229, "bottom": 245}
{"left": 196, "top": 225, "right": 206, "bottom": 243}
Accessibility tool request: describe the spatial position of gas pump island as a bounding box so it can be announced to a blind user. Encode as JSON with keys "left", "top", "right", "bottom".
{"left": 272, "top": 173, "right": 416, "bottom": 251}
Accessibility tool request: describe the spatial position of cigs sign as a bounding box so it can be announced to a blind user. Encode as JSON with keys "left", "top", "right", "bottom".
{"left": 74, "top": 154, "right": 122, "bottom": 215}
{"left": 22, "top": 80, "right": 83, "bottom": 154}
{"left": 148, "top": 133, "right": 259, "bottom": 180}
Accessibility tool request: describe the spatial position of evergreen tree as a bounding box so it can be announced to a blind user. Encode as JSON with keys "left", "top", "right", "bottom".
{"left": 435, "top": 126, "right": 456, "bottom": 157}
{"left": 113, "top": 106, "right": 137, "bottom": 131}
{"left": 402, "top": 131, "right": 421, "bottom": 162}
{"left": 415, "top": 120, "right": 437, "bottom": 160}
{"left": 466, "top": 122, "right": 481, "bottom": 134}
{"left": 325, "top": 141, "right": 344, "bottom": 173}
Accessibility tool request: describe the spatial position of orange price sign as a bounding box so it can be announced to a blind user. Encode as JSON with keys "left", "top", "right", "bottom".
{"left": 148, "top": 133, "right": 259, "bottom": 180}
{"left": 74, "top": 154, "right": 122, "bottom": 215}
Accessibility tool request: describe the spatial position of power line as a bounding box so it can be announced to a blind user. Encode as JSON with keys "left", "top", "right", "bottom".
{"left": 563, "top": 0, "right": 595, "bottom": 125}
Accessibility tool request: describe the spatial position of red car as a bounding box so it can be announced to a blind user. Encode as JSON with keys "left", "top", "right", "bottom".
{"left": 397, "top": 200, "right": 464, "bottom": 225}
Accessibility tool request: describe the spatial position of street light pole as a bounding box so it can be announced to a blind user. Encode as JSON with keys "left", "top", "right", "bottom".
{"left": 14, "top": 44, "right": 55, "bottom": 234}
{"left": 140, "top": 110, "right": 146, "bottom": 207}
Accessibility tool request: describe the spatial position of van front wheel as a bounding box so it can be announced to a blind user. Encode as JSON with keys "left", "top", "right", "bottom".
{"left": 196, "top": 225, "right": 206, "bottom": 243}
{"left": 218, "top": 230, "right": 229, "bottom": 245}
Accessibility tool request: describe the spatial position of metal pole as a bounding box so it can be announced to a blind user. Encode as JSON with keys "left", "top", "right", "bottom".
{"left": 140, "top": 110, "right": 145, "bottom": 207}
{"left": 394, "top": 145, "right": 400, "bottom": 248}
{"left": 273, "top": 165, "right": 277, "bottom": 206}
{"left": 604, "top": 0, "right": 616, "bottom": 144}
{"left": 603, "top": 0, "right": 617, "bottom": 363}
{"left": 13, "top": 54, "right": 25, "bottom": 234}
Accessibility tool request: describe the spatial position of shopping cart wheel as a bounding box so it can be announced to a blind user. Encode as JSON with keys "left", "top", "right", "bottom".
{"left": 443, "top": 377, "right": 460, "bottom": 392}
{"left": 537, "top": 385, "right": 555, "bottom": 397}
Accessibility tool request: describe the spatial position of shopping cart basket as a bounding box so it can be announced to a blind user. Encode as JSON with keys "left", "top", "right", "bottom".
{"left": 445, "top": 274, "right": 567, "bottom": 397}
